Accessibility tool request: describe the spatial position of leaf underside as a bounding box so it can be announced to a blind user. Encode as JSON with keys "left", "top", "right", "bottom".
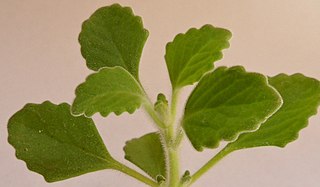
{"left": 226, "top": 73, "right": 320, "bottom": 151}
{"left": 8, "top": 101, "right": 114, "bottom": 182}
{"left": 165, "top": 24, "right": 232, "bottom": 89}
{"left": 79, "top": 4, "right": 149, "bottom": 79}
{"left": 124, "top": 132, "right": 166, "bottom": 180}
{"left": 72, "top": 67, "right": 146, "bottom": 117}
{"left": 183, "top": 66, "right": 283, "bottom": 151}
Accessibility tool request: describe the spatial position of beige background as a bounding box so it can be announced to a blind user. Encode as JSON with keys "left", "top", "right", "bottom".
{"left": 1, "top": 0, "right": 319, "bottom": 187}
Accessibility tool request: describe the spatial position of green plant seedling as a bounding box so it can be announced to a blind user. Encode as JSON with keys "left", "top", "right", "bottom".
{"left": 8, "top": 4, "right": 320, "bottom": 187}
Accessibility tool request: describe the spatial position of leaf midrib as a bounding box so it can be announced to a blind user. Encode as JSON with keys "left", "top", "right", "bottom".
{"left": 175, "top": 38, "right": 228, "bottom": 87}
{"left": 21, "top": 107, "right": 111, "bottom": 164}
{"left": 89, "top": 20, "right": 129, "bottom": 71}
{"left": 15, "top": 120, "right": 112, "bottom": 165}
{"left": 184, "top": 99, "right": 278, "bottom": 123}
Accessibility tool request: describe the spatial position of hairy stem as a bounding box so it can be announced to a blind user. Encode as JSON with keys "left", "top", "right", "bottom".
{"left": 141, "top": 86, "right": 182, "bottom": 186}
{"left": 166, "top": 88, "right": 181, "bottom": 187}
{"left": 167, "top": 145, "right": 180, "bottom": 187}
{"left": 140, "top": 81, "right": 167, "bottom": 129}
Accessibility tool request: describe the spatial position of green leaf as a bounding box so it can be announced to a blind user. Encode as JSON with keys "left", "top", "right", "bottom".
{"left": 124, "top": 132, "right": 166, "bottom": 180}
{"left": 165, "top": 24, "right": 232, "bottom": 89}
{"left": 79, "top": 4, "right": 149, "bottom": 79}
{"left": 154, "top": 93, "right": 170, "bottom": 123}
{"left": 226, "top": 74, "right": 320, "bottom": 151}
{"left": 181, "top": 170, "right": 191, "bottom": 184}
{"left": 8, "top": 101, "right": 116, "bottom": 182}
{"left": 72, "top": 67, "right": 147, "bottom": 117}
{"left": 182, "top": 66, "right": 283, "bottom": 151}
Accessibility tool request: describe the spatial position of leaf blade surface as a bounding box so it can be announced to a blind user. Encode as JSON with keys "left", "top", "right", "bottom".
{"left": 226, "top": 73, "right": 320, "bottom": 151}
{"left": 124, "top": 132, "right": 166, "bottom": 180}
{"left": 79, "top": 4, "right": 149, "bottom": 79}
{"left": 183, "top": 66, "right": 283, "bottom": 151}
{"left": 165, "top": 25, "right": 231, "bottom": 89}
{"left": 72, "top": 67, "right": 146, "bottom": 117}
{"left": 8, "top": 101, "right": 115, "bottom": 182}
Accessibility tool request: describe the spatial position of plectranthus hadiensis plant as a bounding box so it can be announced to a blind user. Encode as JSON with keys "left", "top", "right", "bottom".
{"left": 7, "top": 3, "right": 320, "bottom": 187}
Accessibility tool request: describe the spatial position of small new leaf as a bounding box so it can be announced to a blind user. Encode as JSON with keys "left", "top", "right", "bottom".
{"left": 79, "top": 4, "right": 149, "bottom": 79}
{"left": 72, "top": 67, "right": 147, "bottom": 117}
{"left": 154, "top": 93, "right": 170, "bottom": 123}
{"left": 181, "top": 170, "right": 191, "bottom": 184}
{"left": 226, "top": 74, "right": 320, "bottom": 151}
{"left": 8, "top": 101, "right": 116, "bottom": 182}
{"left": 183, "top": 66, "right": 283, "bottom": 151}
{"left": 165, "top": 24, "right": 231, "bottom": 89}
{"left": 124, "top": 132, "right": 166, "bottom": 180}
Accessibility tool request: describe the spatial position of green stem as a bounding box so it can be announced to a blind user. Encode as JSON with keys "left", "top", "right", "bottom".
{"left": 174, "top": 127, "right": 184, "bottom": 148}
{"left": 172, "top": 88, "right": 185, "bottom": 148}
{"left": 170, "top": 88, "right": 180, "bottom": 122}
{"left": 189, "top": 147, "right": 233, "bottom": 185}
{"left": 167, "top": 145, "right": 180, "bottom": 187}
{"left": 113, "top": 160, "right": 158, "bottom": 187}
{"left": 140, "top": 83, "right": 182, "bottom": 186}
{"left": 139, "top": 80, "right": 166, "bottom": 129}
{"left": 166, "top": 88, "right": 181, "bottom": 187}
{"left": 144, "top": 102, "right": 166, "bottom": 129}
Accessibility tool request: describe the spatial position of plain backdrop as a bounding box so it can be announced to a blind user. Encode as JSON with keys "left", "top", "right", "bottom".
{"left": 1, "top": 0, "right": 319, "bottom": 187}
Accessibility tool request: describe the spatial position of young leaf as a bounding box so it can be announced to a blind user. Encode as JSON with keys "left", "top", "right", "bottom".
{"left": 154, "top": 93, "right": 170, "bottom": 123}
{"left": 79, "top": 4, "right": 149, "bottom": 79}
{"left": 183, "top": 66, "right": 283, "bottom": 151}
{"left": 8, "top": 101, "right": 116, "bottom": 182}
{"left": 165, "top": 25, "right": 231, "bottom": 89}
{"left": 226, "top": 74, "right": 320, "bottom": 151}
{"left": 124, "top": 132, "right": 166, "bottom": 180}
{"left": 72, "top": 67, "right": 147, "bottom": 117}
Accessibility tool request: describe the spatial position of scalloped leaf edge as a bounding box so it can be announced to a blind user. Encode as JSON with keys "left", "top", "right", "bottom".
{"left": 71, "top": 66, "right": 148, "bottom": 118}
{"left": 79, "top": 3, "right": 149, "bottom": 78}
{"left": 183, "top": 66, "right": 284, "bottom": 151}
{"left": 165, "top": 24, "right": 232, "bottom": 88}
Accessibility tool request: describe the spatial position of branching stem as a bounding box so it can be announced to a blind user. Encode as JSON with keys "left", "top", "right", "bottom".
{"left": 144, "top": 102, "right": 167, "bottom": 129}
{"left": 141, "top": 85, "right": 234, "bottom": 187}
